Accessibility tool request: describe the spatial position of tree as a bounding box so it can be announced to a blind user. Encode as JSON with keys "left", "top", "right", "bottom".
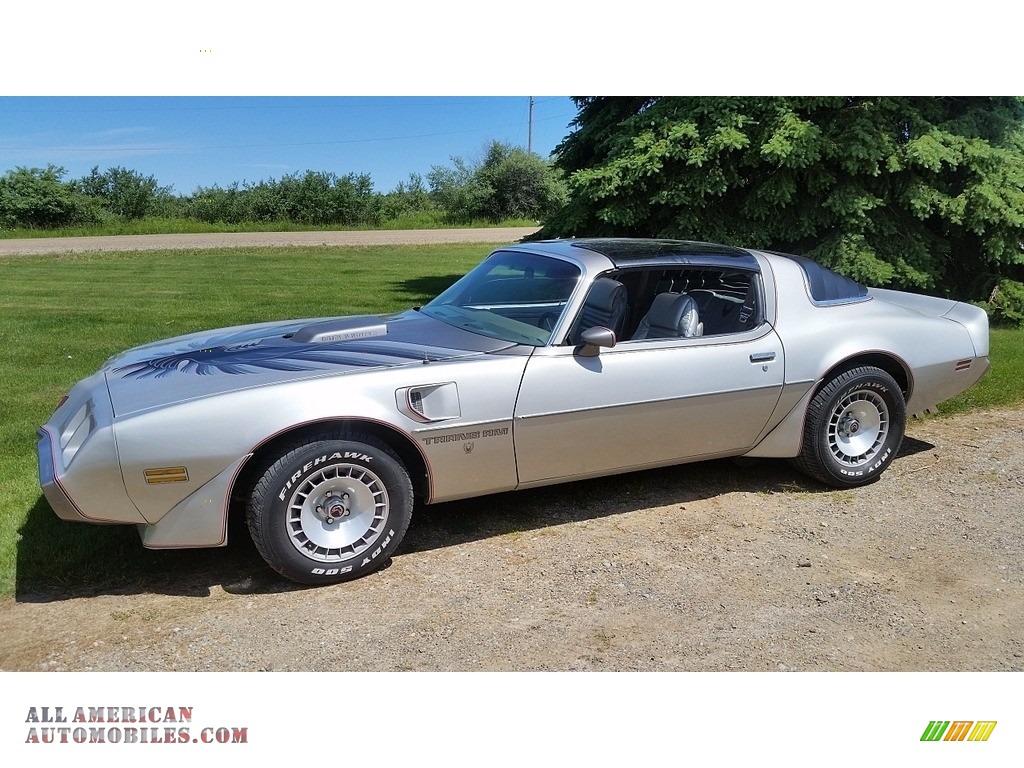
{"left": 280, "top": 171, "right": 379, "bottom": 226}
{"left": 475, "top": 142, "right": 568, "bottom": 221}
{"left": 541, "top": 97, "right": 1024, "bottom": 304}
{"left": 382, "top": 173, "right": 434, "bottom": 219}
{"left": 75, "top": 166, "right": 169, "bottom": 219}
{"left": 0, "top": 165, "right": 98, "bottom": 228}
{"left": 427, "top": 154, "right": 491, "bottom": 224}
{"left": 186, "top": 171, "right": 381, "bottom": 226}
{"left": 428, "top": 141, "right": 567, "bottom": 224}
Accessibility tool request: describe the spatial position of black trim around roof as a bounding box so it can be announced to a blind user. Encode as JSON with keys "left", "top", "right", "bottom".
{"left": 570, "top": 238, "right": 746, "bottom": 260}
{"left": 556, "top": 238, "right": 758, "bottom": 269}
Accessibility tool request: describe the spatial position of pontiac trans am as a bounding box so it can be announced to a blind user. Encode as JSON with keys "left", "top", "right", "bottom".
{"left": 37, "top": 239, "right": 990, "bottom": 584}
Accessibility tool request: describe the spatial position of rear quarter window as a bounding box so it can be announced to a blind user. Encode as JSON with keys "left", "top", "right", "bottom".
{"left": 772, "top": 252, "right": 869, "bottom": 305}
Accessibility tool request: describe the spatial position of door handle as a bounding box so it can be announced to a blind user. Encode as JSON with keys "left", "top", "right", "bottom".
{"left": 749, "top": 352, "right": 776, "bottom": 363}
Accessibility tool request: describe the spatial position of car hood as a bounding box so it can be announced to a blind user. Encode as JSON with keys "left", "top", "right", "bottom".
{"left": 104, "top": 310, "right": 516, "bottom": 416}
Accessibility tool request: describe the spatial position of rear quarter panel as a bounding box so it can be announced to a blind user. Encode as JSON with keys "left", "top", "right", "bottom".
{"left": 746, "top": 254, "right": 983, "bottom": 457}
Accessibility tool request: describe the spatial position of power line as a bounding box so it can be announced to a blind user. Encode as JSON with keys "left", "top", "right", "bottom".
{"left": 0, "top": 114, "right": 574, "bottom": 154}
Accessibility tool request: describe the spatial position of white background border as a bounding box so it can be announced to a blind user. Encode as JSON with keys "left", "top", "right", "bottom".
{"left": 2, "top": 4, "right": 1019, "bottom": 765}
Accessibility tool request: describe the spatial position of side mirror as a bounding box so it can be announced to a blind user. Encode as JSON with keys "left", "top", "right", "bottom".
{"left": 576, "top": 326, "right": 617, "bottom": 357}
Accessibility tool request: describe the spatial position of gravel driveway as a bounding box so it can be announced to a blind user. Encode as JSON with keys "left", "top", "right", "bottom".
{"left": 3, "top": 406, "right": 1021, "bottom": 672}
{"left": 0, "top": 227, "right": 542, "bottom": 256}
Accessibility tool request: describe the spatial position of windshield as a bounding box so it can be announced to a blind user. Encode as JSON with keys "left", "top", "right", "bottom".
{"left": 421, "top": 251, "right": 581, "bottom": 346}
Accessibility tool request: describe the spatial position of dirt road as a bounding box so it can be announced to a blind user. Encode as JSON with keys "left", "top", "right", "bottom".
{"left": 0, "top": 226, "right": 542, "bottom": 256}
{"left": 2, "top": 406, "right": 1021, "bottom": 671}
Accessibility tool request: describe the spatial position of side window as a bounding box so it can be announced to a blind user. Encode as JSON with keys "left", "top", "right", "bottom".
{"left": 688, "top": 271, "right": 763, "bottom": 335}
{"left": 621, "top": 268, "right": 764, "bottom": 341}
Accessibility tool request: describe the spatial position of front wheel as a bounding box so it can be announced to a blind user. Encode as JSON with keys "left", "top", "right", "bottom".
{"left": 791, "top": 366, "right": 906, "bottom": 488}
{"left": 247, "top": 434, "right": 413, "bottom": 585}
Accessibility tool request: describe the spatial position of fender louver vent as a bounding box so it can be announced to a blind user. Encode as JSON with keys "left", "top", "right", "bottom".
{"left": 397, "top": 383, "right": 460, "bottom": 422}
{"left": 409, "top": 390, "right": 425, "bottom": 418}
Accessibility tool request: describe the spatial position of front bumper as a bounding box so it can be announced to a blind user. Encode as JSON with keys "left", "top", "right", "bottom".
{"left": 37, "top": 427, "right": 87, "bottom": 521}
{"left": 36, "top": 374, "right": 146, "bottom": 525}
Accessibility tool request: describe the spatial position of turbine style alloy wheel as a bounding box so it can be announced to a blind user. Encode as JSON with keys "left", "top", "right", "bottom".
{"left": 827, "top": 389, "right": 890, "bottom": 467}
{"left": 792, "top": 366, "right": 906, "bottom": 488}
{"left": 286, "top": 463, "right": 390, "bottom": 563}
{"left": 247, "top": 434, "right": 413, "bottom": 585}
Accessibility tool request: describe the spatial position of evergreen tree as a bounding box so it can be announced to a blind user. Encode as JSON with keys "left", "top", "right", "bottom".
{"left": 542, "top": 97, "right": 1024, "bottom": 305}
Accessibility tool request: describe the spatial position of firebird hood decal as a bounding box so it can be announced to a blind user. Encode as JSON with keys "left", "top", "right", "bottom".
{"left": 114, "top": 338, "right": 475, "bottom": 379}
{"left": 112, "top": 311, "right": 511, "bottom": 379}
{"left": 104, "top": 310, "right": 518, "bottom": 415}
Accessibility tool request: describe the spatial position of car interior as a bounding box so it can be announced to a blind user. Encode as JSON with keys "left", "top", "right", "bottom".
{"left": 566, "top": 267, "right": 763, "bottom": 345}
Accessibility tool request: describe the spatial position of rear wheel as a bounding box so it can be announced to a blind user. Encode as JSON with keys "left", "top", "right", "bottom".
{"left": 247, "top": 434, "right": 413, "bottom": 585}
{"left": 791, "top": 366, "right": 906, "bottom": 488}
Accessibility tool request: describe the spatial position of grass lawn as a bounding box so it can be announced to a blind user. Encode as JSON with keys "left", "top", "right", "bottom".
{"left": 0, "top": 244, "right": 489, "bottom": 597}
{"left": 1, "top": 246, "right": 1021, "bottom": 597}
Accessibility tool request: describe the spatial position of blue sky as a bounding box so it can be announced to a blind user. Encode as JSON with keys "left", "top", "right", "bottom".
{"left": 0, "top": 97, "right": 578, "bottom": 195}
{"left": 0, "top": 5, "right": 1009, "bottom": 199}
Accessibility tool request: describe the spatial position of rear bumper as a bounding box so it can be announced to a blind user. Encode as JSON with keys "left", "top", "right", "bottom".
{"left": 908, "top": 354, "right": 990, "bottom": 418}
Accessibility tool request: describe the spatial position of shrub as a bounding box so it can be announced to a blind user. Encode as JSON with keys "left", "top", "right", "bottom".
{"left": 75, "top": 166, "right": 170, "bottom": 220}
{"left": 0, "top": 166, "right": 100, "bottom": 228}
{"left": 184, "top": 172, "right": 382, "bottom": 227}
{"left": 981, "top": 279, "right": 1024, "bottom": 327}
{"left": 382, "top": 173, "right": 433, "bottom": 220}
{"left": 187, "top": 183, "right": 249, "bottom": 224}
{"left": 428, "top": 142, "right": 567, "bottom": 224}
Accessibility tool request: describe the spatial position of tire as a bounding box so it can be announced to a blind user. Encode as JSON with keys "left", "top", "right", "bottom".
{"left": 791, "top": 366, "right": 906, "bottom": 488}
{"left": 246, "top": 434, "right": 413, "bottom": 585}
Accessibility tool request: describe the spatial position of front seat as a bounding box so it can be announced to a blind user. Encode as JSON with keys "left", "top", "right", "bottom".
{"left": 570, "top": 277, "right": 628, "bottom": 342}
{"left": 631, "top": 292, "right": 703, "bottom": 340}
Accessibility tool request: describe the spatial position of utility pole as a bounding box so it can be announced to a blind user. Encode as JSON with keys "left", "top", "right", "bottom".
{"left": 528, "top": 96, "right": 534, "bottom": 155}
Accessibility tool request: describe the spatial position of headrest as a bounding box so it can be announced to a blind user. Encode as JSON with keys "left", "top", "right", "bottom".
{"left": 585, "top": 277, "right": 627, "bottom": 312}
{"left": 645, "top": 292, "right": 701, "bottom": 337}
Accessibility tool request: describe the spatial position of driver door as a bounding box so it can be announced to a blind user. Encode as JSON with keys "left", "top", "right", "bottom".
{"left": 512, "top": 328, "right": 785, "bottom": 484}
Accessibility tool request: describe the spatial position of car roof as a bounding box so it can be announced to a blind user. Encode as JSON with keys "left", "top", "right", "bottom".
{"left": 511, "top": 238, "right": 760, "bottom": 270}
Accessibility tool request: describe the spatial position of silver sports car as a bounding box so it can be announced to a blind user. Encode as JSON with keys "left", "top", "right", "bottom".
{"left": 38, "top": 238, "right": 990, "bottom": 584}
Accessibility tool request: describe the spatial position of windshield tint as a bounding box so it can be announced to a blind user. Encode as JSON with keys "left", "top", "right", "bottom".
{"left": 422, "top": 251, "right": 581, "bottom": 346}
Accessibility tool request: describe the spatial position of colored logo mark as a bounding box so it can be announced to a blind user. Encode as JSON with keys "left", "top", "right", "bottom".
{"left": 920, "top": 721, "right": 997, "bottom": 742}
